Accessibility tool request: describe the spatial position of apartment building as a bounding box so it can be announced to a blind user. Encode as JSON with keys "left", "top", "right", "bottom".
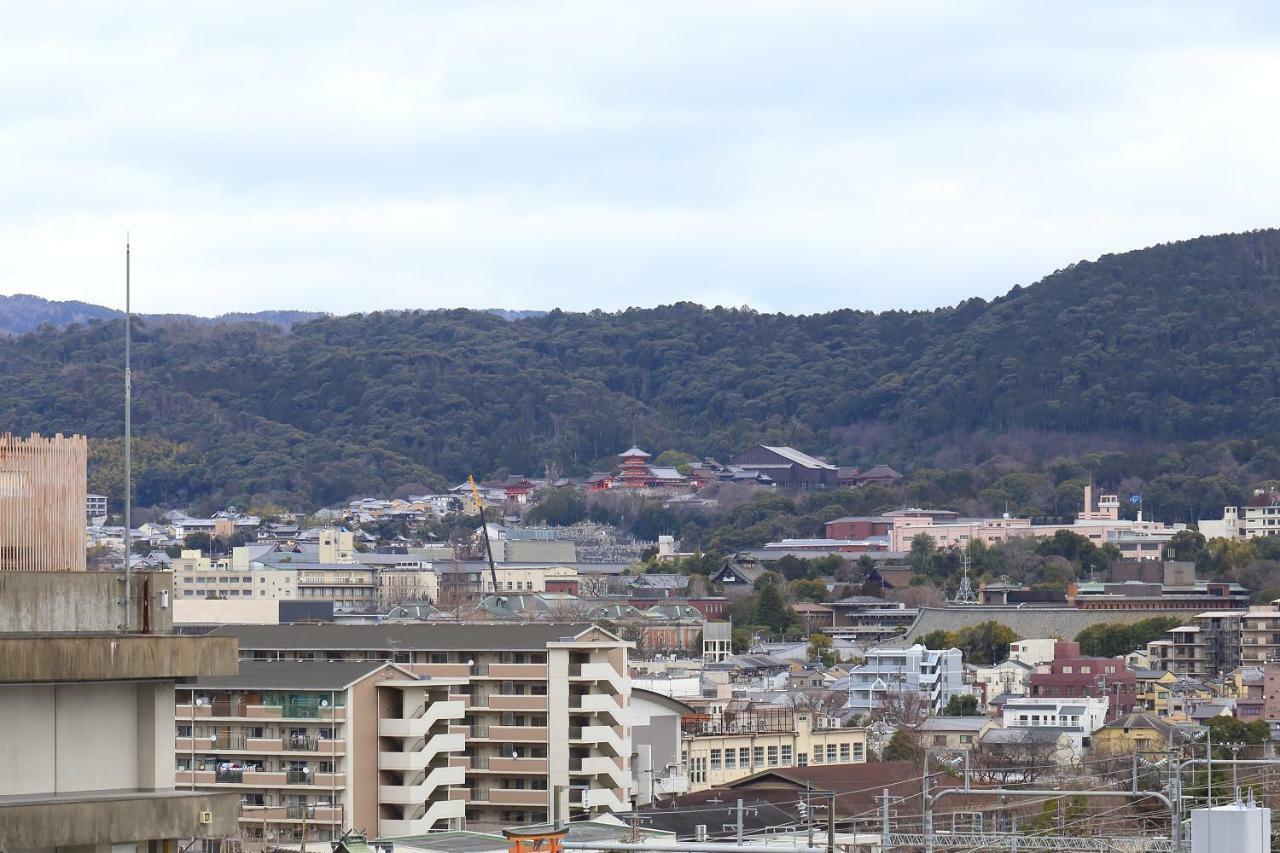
{"left": 679, "top": 707, "right": 867, "bottom": 791}
{"left": 177, "top": 660, "right": 465, "bottom": 846}
{"left": 1027, "top": 642, "right": 1136, "bottom": 719}
{"left": 1241, "top": 600, "right": 1280, "bottom": 665}
{"left": 841, "top": 645, "right": 967, "bottom": 716}
{"left": 208, "top": 622, "right": 633, "bottom": 829}
{"left": 1199, "top": 490, "right": 1280, "bottom": 540}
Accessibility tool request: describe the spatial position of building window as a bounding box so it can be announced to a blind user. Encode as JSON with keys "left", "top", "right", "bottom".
{"left": 724, "top": 750, "right": 736, "bottom": 770}
{"left": 767, "top": 746, "right": 778, "bottom": 766}
{"left": 852, "top": 743, "right": 864, "bottom": 761}
{"left": 827, "top": 744, "right": 837, "bottom": 762}
{"left": 797, "top": 752, "right": 808, "bottom": 766}
{"left": 752, "top": 747, "right": 764, "bottom": 768}
{"left": 739, "top": 747, "right": 750, "bottom": 768}
{"left": 812, "top": 748, "right": 822, "bottom": 764}
{"left": 710, "top": 749, "right": 722, "bottom": 770}
{"left": 841, "top": 743, "right": 851, "bottom": 761}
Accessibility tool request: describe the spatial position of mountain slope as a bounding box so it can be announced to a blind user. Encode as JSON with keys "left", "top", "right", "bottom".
{"left": 1, "top": 230, "right": 1278, "bottom": 510}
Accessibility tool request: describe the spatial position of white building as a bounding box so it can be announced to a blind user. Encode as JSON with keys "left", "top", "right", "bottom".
{"left": 1200, "top": 490, "right": 1280, "bottom": 540}
{"left": 841, "top": 644, "right": 967, "bottom": 716}
{"left": 1001, "top": 695, "right": 1109, "bottom": 759}
{"left": 1008, "top": 638, "right": 1058, "bottom": 668}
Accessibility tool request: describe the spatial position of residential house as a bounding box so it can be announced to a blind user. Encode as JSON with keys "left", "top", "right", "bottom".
{"left": 840, "top": 645, "right": 967, "bottom": 717}
{"left": 1027, "top": 641, "right": 1136, "bottom": 719}
{"left": 919, "top": 715, "right": 994, "bottom": 751}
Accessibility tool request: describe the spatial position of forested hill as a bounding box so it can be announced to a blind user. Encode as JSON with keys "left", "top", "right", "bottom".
{"left": 2, "top": 229, "right": 1278, "bottom": 510}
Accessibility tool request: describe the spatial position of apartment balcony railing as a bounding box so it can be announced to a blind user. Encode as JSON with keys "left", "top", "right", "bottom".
{"left": 216, "top": 768, "right": 245, "bottom": 783}
{"left": 487, "top": 663, "right": 548, "bottom": 679}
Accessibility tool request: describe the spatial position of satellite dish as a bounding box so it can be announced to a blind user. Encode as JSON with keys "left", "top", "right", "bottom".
{"left": 320, "top": 698, "right": 330, "bottom": 708}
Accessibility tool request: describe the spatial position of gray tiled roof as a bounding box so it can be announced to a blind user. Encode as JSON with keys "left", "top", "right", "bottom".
{"left": 191, "top": 659, "right": 402, "bottom": 690}
{"left": 210, "top": 622, "right": 598, "bottom": 651}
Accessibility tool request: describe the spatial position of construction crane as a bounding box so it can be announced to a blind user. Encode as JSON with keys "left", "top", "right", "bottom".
{"left": 468, "top": 476, "right": 503, "bottom": 603}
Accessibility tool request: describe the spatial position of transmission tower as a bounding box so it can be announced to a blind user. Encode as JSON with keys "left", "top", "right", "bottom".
{"left": 950, "top": 547, "right": 977, "bottom": 605}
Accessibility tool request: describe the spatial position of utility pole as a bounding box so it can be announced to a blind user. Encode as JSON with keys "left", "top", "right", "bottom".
{"left": 825, "top": 791, "right": 835, "bottom": 853}
{"left": 123, "top": 238, "right": 132, "bottom": 630}
{"left": 923, "top": 751, "right": 932, "bottom": 853}
{"left": 736, "top": 799, "right": 743, "bottom": 845}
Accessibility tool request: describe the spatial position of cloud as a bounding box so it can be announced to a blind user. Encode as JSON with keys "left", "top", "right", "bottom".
{"left": 0, "top": 1, "right": 1278, "bottom": 315}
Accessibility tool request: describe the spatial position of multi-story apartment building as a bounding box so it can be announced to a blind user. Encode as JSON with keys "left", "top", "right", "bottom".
{"left": 177, "top": 660, "right": 466, "bottom": 846}
{"left": 1144, "top": 611, "right": 1243, "bottom": 678}
{"left": 841, "top": 645, "right": 967, "bottom": 716}
{"left": 1241, "top": 600, "right": 1280, "bottom": 666}
{"left": 1002, "top": 695, "right": 1109, "bottom": 758}
{"left": 207, "top": 622, "right": 632, "bottom": 829}
{"left": 1200, "top": 490, "right": 1280, "bottom": 540}
{"left": 86, "top": 491, "right": 108, "bottom": 522}
{"left": 679, "top": 708, "right": 867, "bottom": 791}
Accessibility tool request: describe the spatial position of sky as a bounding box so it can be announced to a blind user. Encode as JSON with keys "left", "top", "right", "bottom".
{"left": 2, "top": 2, "right": 1280, "bottom": 317}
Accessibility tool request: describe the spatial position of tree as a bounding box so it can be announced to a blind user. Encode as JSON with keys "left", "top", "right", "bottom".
{"left": 908, "top": 534, "right": 938, "bottom": 573}
{"left": 790, "top": 578, "right": 828, "bottom": 603}
{"left": 943, "top": 694, "right": 981, "bottom": 716}
{"left": 731, "top": 627, "right": 752, "bottom": 653}
{"left": 920, "top": 629, "right": 954, "bottom": 650}
{"left": 1076, "top": 617, "right": 1182, "bottom": 658}
{"left": 950, "top": 621, "right": 1018, "bottom": 665}
{"left": 882, "top": 729, "right": 923, "bottom": 765}
{"left": 807, "top": 633, "right": 837, "bottom": 666}
{"left": 750, "top": 583, "right": 791, "bottom": 634}
{"left": 792, "top": 688, "right": 846, "bottom": 716}
{"left": 1164, "top": 529, "right": 1207, "bottom": 562}
{"left": 183, "top": 532, "right": 212, "bottom": 552}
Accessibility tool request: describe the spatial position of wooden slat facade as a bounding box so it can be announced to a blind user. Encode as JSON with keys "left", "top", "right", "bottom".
{"left": 0, "top": 432, "right": 87, "bottom": 571}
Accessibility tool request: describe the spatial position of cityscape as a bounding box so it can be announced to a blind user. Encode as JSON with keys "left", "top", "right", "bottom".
{"left": 4, "top": 4, "right": 1280, "bottom": 853}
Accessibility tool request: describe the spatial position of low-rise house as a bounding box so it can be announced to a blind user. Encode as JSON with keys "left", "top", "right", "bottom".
{"left": 919, "top": 715, "right": 994, "bottom": 751}
{"left": 1134, "top": 669, "right": 1181, "bottom": 715}
{"left": 1001, "top": 695, "right": 1108, "bottom": 761}
{"left": 1092, "top": 712, "right": 1198, "bottom": 754}
{"left": 966, "top": 658, "right": 1034, "bottom": 708}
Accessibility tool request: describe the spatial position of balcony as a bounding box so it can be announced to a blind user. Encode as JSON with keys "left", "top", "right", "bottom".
{"left": 575, "top": 755, "right": 630, "bottom": 789}
{"left": 570, "top": 725, "right": 626, "bottom": 757}
{"left": 570, "top": 662, "right": 628, "bottom": 694}
{"left": 489, "top": 695, "right": 547, "bottom": 712}
{"left": 488, "top": 663, "right": 548, "bottom": 679}
{"left": 488, "top": 725, "right": 548, "bottom": 742}
{"left": 487, "top": 788, "right": 549, "bottom": 807}
{"left": 249, "top": 703, "right": 346, "bottom": 721}
{"left": 571, "top": 693, "right": 626, "bottom": 722}
{"left": 486, "top": 756, "right": 549, "bottom": 774}
{"left": 176, "top": 769, "right": 216, "bottom": 785}
{"left": 411, "top": 663, "right": 472, "bottom": 678}
{"left": 246, "top": 737, "right": 285, "bottom": 752}
{"left": 241, "top": 805, "right": 289, "bottom": 821}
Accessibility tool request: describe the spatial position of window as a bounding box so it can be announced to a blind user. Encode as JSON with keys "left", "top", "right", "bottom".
{"left": 177, "top": 725, "right": 193, "bottom": 738}
{"left": 739, "top": 747, "right": 750, "bottom": 768}
{"left": 797, "top": 752, "right": 808, "bottom": 766}
{"left": 812, "top": 748, "right": 823, "bottom": 764}
{"left": 710, "top": 749, "right": 722, "bottom": 770}
{"left": 960, "top": 735, "right": 972, "bottom": 744}
{"left": 781, "top": 745, "right": 792, "bottom": 766}
{"left": 1081, "top": 666, "right": 1092, "bottom": 674}
{"left": 852, "top": 743, "right": 864, "bottom": 761}
{"left": 724, "top": 750, "right": 736, "bottom": 770}
{"left": 767, "top": 746, "right": 778, "bottom": 766}
{"left": 827, "top": 744, "right": 837, "bottom": 762}
{"left": 841, "top": 743, "right": 851, "bottom": 761}
{"left": 1062, "top": 666, "right": 1073, "bottom": 674}
{"left": 752, "top": 747, "right": 764, "bottom": 768}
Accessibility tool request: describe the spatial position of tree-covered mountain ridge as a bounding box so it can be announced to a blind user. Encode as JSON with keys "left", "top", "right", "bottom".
{"left": 2, "top": 228, "right": 1278, "bottom": 510}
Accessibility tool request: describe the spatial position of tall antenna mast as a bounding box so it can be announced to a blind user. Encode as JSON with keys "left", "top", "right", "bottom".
{"left": 951, "top": 546, "right": 976, "bottom": 605}
{"left": 123, "top": 238, "right": 133, "bottom": 630}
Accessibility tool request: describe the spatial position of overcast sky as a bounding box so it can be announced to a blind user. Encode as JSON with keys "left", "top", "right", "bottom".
{"left": 3, "top": 2, "right": 1278, "bottom": 316}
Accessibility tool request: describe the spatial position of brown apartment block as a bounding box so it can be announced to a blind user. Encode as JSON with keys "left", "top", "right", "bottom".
{"left": 0, "top": 432, "right": 87, "bottom": 571}
{"left": 194, "top": 622, "right": 633, "bottom": 836}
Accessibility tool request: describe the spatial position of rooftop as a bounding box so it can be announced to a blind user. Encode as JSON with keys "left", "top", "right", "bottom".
{"left": 210, "top": 622, "right": 600, "bottom": 651}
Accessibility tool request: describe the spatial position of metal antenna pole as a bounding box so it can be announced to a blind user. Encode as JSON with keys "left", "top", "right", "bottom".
{"left": 123, "top": 238, "right": 133, "bottom": 630}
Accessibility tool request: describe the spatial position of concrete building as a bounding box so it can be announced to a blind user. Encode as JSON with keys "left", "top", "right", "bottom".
{"left": 1241, "top": 600, "right": 1280, "bottom": 666}
{"left": 1145, "top": 611, "right": 1244, "bottom": 678}
{"left": 86, "top": 491, "right": 108, "bottom": 523}
{"left": 679, "top": 707, "right": 866, "bottom": 791}
{"left": 207, "top": 622, "right": 633, "bottom": 828}
{"left": 840, "top": 645, "right": 967, "bottom": 716}
{"left": 0, "top": 432, "right": 87, "bottom": 571}
{"left": 1002, "top": 695, "right": 1110, "bottom": 759}
{"left": 918, "top": 715, "right": 994, "bottom": 750}
{"left": 629, "top": 689, "right": 692, "bottom": 804}
{"left": 1199, "top": 489, "right": 1280, "bottom": 540}
{"left": 826, "top": 596, "right": 918, "bottom": 643}
{"left": 0, "top": 570, "right": 239, "bottom": 852}
{"left": 177, "top": 660, "right": 466, "bottom": 845}
{"left": 1027, "top": 641, "right": 1136, "bottom": 720}
{"left": 701, "top": 621, "right": 732, "bottom": 662}
{"left": 1008, "top": 638, "right": 1058, "bottom": 668}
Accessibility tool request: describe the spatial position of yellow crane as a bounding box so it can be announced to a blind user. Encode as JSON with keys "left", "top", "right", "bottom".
{"left": 467, "top": 476, "right": 502, "bottom": 600}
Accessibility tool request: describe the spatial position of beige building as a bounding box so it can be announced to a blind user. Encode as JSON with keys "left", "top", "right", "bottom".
{"left": 1242, "top": 600, "right": 1280, "bottom": 665}
{"left": 0, "top": 432, "right": 87, "bottom": 571}
{"left": 177, "top": 660, "right": 466, "bottom": 847}
{"left": 918, "top": 715, "right": 994, "bottom": 750}
{"left": 207, "top": 622, "right": 632, "bottom": 829}
{"left": 680, "top": 708, "right": 867, "bottom": 791}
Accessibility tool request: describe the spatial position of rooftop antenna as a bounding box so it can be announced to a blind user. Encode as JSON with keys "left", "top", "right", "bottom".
{"left": 123, "top": 236, "right": 133, "bottom": 629}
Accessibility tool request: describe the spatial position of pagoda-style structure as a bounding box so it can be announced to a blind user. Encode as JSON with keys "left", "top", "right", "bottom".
{"left": 615, "top": 446, "right": 653, "bottom": 488}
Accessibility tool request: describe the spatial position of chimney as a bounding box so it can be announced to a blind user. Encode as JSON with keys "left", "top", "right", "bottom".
{"left": 1084, "top": 483, "right": 1093, "bottom": 513}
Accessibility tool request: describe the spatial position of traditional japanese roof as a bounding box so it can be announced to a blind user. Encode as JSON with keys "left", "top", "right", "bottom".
{"left": 760, "top": 445, "right": 837, "bottom": 470}
{"left": 619, "top": 446, "right": 652, "bottom": 458}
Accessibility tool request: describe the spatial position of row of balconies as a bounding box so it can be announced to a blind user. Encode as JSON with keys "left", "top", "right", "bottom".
{"left": 241, "top": 804, "right": 343, "bottom": 823}
{"left": 177, "top": 702, "right": 346, "bottom": 721}
{"left": 176, "top": 735, "right": 342, "bottom": 754}
{"left": 407, "top": 663, "right": 550, "bottom": 679}
{"left": 177, "top": 769, "right": 345, "bottom": 787}
{"left": 451, "top": 755, "right": 549, "bottom": 773}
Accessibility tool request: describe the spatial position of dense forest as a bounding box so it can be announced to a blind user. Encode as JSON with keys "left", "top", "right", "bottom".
{"left": 2, "top": 229, "right": 1279, "bottom": 511}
